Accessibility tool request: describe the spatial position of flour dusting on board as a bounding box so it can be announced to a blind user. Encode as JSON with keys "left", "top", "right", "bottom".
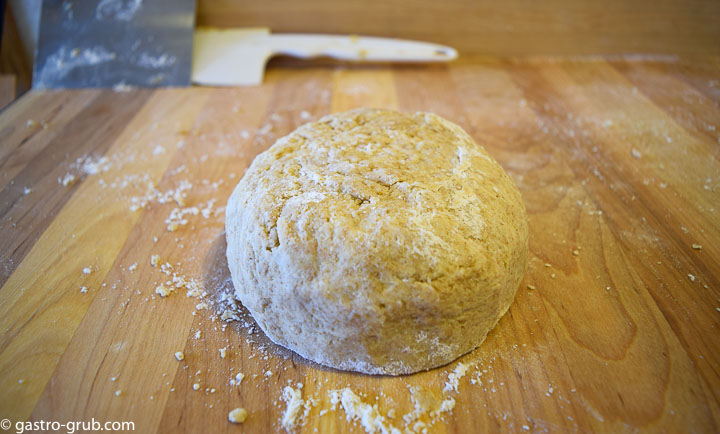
{"left": 45, "top": 107, "right": 544, "bottom": 432}
{"left": 29, "top": 90, "right": 715, "bottom": 433}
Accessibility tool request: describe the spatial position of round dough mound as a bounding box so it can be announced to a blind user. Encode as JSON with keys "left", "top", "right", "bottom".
{"left": 226, "top": 108, "right": 528, "bottom": 375}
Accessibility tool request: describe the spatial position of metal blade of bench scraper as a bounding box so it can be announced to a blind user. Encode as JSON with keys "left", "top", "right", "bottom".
{"left": 34, "top": 0, "right": 195, "bottom": 89}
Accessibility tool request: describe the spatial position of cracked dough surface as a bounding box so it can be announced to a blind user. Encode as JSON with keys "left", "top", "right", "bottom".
{"left": 226, "top": 108, "right": 528, "bottom": 375}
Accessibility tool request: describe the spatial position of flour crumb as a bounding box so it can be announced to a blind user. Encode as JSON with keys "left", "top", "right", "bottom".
{"left": 688, "top": 274, "right": 696, "bottom": 282}
{"left": 82, "top": 267, "right": 93, "bottom": 275}
{"left": 527, "top": 284, "right": 536, "bottom": 290}
{"left": 281, "top": 385, "right": 305, "bottom": 429}
{"left": 219, "top": 347, "right": 227, "bottom": 359}
{"left": 174, "top": 351, "right": 184, "bottom": 361}
{"left": 128, "top": 262, "right": 138, "bottom": 272}
{"left": 631, "top": 148, "right": 642, "bottom": 159}
{"left": 444, "top": 362, "right": 469, "bottom": 392}
{"left": 80, "top": 286, "right": 88, "bottom": 293}
{"left": 330, "top": 388, "right": 399, "bottom": 434}
{"left": 221, "top": 309, "right": 240, "bottom": 322}
{"left": 115, "top": 390, "right": 122, "bottom": 397}
{"left": 23, "top": 187, "right": 32, "bottom": 195}
{"left": 405, "top": 386, "right": 455, "bottom": 424}
{"left": 230, "top": 372, "right": 244, "bottom": 386}
{"left": 193, "top": 383, "right": 200, "bottom": 391}
{"left": 228, "top": 407, "right": 248, "bottom": 424}
{"left": 155, "top": 284, "right": 174, "bottom": 297}
{"left": 59, "top": 173, "right": 77, "bottom": 187}
{"left": 81, "top": 156, "right": 111, "bottom": 175}
{"left": 692, "top": 244, "right": 702, "bottom": 250}
{"left": 150, "top": 255, "right": 160, "bottom": 267}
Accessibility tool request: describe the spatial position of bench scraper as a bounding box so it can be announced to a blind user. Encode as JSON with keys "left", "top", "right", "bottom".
{"left": 34, "top": 0, "right": 195, "bottom": 89}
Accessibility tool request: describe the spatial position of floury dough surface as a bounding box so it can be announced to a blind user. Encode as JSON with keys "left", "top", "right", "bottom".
{"left": 225, "top": 108, "right": 528, "bottom": 375}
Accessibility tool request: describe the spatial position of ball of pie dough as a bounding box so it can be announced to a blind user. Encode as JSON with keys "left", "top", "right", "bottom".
{"left": 226, "top": 108, "right": 528, "bottom": 375}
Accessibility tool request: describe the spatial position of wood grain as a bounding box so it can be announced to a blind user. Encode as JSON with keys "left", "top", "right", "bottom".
{"left": 197, "top": 0, "right": 720, "bottom": 56}
{"left": 0, "top": 58, "right": 719, "bottom": 433}
{"left": 0, "top": 91, "right": 151, "bottom": 286}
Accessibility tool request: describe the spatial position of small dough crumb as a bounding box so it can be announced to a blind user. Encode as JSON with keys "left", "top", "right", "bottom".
{"left": 329, "top": 388, "right": 398, "bottom": 433}
{"left": 228, "top": 408, "right": 248, "bottom": 424}
{"left": 193, "top": 383, "right": 200, "bottom": 391}
{"left": 175, "top": 351, "right": 184, "bottom": 361}
{"left": 281, "top": 385, "right": 305, "bottom": 429}
{"left": 59, "top": 173, "right": 77, "bottom": 187}
{"left": 444, "top": 362, "right": 470, "bottom": 392}
{"left": 155, "top": 285, "right": 174, "bottom": 297}
{"left": 151, "top": 255, "right": 160, "bottom": 267}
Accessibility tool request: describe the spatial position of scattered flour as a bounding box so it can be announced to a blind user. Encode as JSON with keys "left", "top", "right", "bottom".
{"left": 444, "top": 362, "right": 470, "bottom": 393}
{"left": 330, "top": 388, "right": 401, "bottom": 434}
{"left": 282, "top": 384, "right": 306, "bottom": 429}
{"left": 404, "top": 386, "right": 456, "bottom": 426}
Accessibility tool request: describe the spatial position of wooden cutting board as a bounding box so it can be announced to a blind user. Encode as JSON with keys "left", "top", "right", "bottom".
{"left": 1, "top": 57, "right": 719, "bottom": 433}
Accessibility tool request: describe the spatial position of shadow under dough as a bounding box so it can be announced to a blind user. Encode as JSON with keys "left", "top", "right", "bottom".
{"left": 201, "top": 230, "right": 351, "bottom": 374}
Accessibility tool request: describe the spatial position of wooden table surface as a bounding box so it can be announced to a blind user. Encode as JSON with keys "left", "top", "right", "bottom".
{"left": 1, "top": 57, "right": 719, "bottom": 433}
